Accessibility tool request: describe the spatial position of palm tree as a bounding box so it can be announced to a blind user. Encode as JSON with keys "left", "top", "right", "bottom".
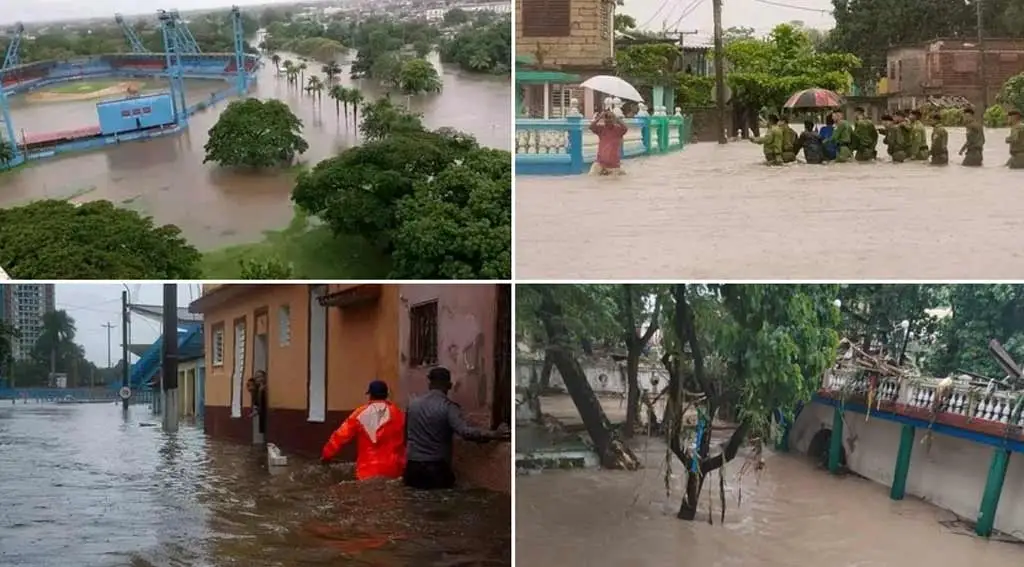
{"left": 286, "top": 67, "right": 299, "bottom": 86}
{"left": 322, "top": 62, "right": 341, "bottom": 83}
{"left": 298, "top": 62, "right": 308, "bottom": 87}
{"left": 348, "top": 88, "right": 364, "bottom": 126}
{"left": 35, "top": 310, "right": 76, "bottom": 383}
{"left": 306, "top": 76, "right": 324, "bottom": 103}
{"left": 271, "top": 53, "right": 281, "bottom": 71}
{"left": 0, "top": 322, "right": 19, "bottom": 387}
{"left": 329, "top": 84, "right": 346, "bottom": 118}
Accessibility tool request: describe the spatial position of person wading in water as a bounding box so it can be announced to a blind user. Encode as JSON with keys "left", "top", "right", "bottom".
{"left": 589, "top": 109, "right": 627, "bottom": 176}
{"left": 403, "top": 367, "right": 510, "bottom": 490}
{"left": 320, "top": 380, "right": 406, "bottom": 480}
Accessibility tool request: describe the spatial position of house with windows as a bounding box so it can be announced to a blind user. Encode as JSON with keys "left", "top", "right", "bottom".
{"left": 188, "top": 284, "right": 512, "bottom": 491}
{"left": 516, "top": 0, "right": 616, "bottom": 117}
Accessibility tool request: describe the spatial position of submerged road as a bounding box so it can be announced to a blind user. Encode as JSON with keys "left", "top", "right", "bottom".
{"left": 0, "top": 403, "right": 510, "bottom": 566}
{"left": 516, "top": 128, "right": 1024, "bottom": 280}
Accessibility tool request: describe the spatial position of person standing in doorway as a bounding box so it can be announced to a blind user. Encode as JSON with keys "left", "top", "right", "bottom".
{"left": 247, "top": 371, "right": 268, "bottom": 437}
{"left": 321, "top": 380, "right": 406, "bottom": 480}
{"left": 404, "top": 367, "right": 510, "bottom": 490}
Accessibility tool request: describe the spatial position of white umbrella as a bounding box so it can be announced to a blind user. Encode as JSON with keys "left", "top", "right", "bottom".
{"left": 580, "top": 75, "right": 644, "bottom": 102}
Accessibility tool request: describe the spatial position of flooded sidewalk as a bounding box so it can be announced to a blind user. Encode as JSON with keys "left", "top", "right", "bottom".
{"left": 0, "top": 403, "right": 510, "bottom": 566}
{"left": 516, "top": 130, "right": 1024, "bottom": 280}
{"left": 516, "top": 438, "right": 1022, "bottom": 566}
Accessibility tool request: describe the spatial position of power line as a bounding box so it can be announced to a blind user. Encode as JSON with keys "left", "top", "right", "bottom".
{"left": 641, "top": 0, "right": 674, "bottom": 29}
{"left": 750, "top": 0, "right": 832, "bottom": 14}
{"left": 669, "top": 0, "right": 707, "bottom": 30}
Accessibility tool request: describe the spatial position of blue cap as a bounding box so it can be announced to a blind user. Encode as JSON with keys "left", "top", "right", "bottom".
{"left": 366, "top": 380, "right": 389, "bottom": 398}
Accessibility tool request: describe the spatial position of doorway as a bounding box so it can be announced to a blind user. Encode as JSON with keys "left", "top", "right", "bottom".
{"left": 253, "top": 310, "right": 269, "bottom": 445}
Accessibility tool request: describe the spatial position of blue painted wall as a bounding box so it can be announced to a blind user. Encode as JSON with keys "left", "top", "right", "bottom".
{"left": 96, "top": 93, "right": 175, "bottom": 135}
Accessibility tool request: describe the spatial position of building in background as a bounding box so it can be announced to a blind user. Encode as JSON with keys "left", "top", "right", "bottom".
{"left": 1, "top": 284, "right": 56, "bottom": 361}
{"left": 189, "top": 283, "right": 512, "bottom": 491}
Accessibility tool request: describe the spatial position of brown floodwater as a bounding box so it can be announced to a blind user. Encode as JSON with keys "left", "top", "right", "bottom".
{"left": 515, "top": 127, "right": 1024, "bottom": 280}
{"left": 0, "top": 403, "right": 510, "bottom": 566}
{"left": 516, "top": 437, "right": 1023, "bottom": 566}
{"left": 0, "top": 52, "right": 510, "bottom": 250}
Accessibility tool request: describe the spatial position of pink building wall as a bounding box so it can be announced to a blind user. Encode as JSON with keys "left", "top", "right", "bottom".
{"left": 397, "top": 284, "right": 511, "bottom": 492}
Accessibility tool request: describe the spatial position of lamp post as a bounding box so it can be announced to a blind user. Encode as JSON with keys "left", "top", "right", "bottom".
{"left": 897, "top": 319, "right": 911, "bottom": 366}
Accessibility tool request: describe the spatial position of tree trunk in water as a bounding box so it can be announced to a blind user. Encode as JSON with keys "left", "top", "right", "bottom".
{"left": 548, "top": 349, "right": 639, "bottom": 470}
{"left": 538, "top": 288, "right": 639, "bottom": 470}
{"left": 540, "top": 351, "right": 554, "bottom": 390}
{"left": 623, "top": 348, "right": 641, "bottom": 438}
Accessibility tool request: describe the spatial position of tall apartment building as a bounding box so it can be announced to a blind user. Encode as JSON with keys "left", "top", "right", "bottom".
{"left": 1, "top": 284, "right": 56, "bottom": 361}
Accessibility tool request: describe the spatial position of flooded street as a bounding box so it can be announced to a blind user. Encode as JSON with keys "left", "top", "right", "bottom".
{"left": 516, "top": 438, "right": 1023, "bottom": 566}
{"left": 516, "top": 128, "right": 1024, "bottom": 279}
{"left": 0, "top": 52, "right": 510, "bottom": 250}
{"left": 0, "top": 403, "right": 510, "bottom": 566}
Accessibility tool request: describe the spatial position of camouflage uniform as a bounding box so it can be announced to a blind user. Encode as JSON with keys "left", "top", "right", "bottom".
{"left": 930, "top": 124, "right": 949, "bottom": 165}
{"left": 781, "top": 125, "right": 798, "bottom": 163}
{"left": 829, "top": 120, "right": 854, "bottom": 162}
{"left": 854, "top": 118, "right": 878, "bottom": 161}
{"left": 1006, "top": 121, "right": 1024, "bottom": 169}
{"left": 909, "top": 120, "right": 929, "bottom": 160}
{"left": 754, "top": 125, "right": 784, "bottom": 165}
{"left": 961, "top": 119, "right": 985, "bottom": 167}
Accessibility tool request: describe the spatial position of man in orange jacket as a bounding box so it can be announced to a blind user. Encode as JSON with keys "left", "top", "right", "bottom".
{"left": 321, "top": 380, "right": 406, "bottom": 480}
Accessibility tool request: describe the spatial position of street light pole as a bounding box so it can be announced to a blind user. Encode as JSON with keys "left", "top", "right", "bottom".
{"left": 121, "top": 291, "right": 129, "bottom": 411}
{"left": 712, "top": 0, "right": 727, "bottom": 144}
{"left": 102, "top": 322, "right": 115, "bottom": 369}
{"left": 977, "top": 0, "right": 988, "bottom": 107}
{"left": 162, "top": 283, "right": 179, "bottom": 433}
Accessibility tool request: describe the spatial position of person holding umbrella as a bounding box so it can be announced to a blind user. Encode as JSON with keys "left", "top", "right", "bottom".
{"left": 589, "top": 108, "right": 628, "bottom": 175}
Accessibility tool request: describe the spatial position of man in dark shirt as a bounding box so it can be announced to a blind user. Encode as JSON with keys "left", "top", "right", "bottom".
{"left": 404, "top": 367, "right": 509, "bottom": 489}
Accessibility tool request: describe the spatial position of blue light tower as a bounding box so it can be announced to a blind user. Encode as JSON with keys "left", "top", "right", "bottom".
{"left": 169, "top": 10, "right": 201, "bottom": 54}
{"left": 0, "top": 86, "right": 23, "bottom": 168}
{"left": 115, "top": 14, "right": 149, "bottom": 54}
{"left": 158, "top": 10, "right": 187, "bottom": 126}
{"left": 3, "top": 23, "right": 23, "bottom": 70}
{"left": 231, "top": 6, "right": 247, "bottom": 95}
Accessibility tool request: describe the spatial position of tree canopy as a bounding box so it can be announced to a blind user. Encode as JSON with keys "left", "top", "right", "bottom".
{"left": 291, "top": 99, "right": 510, "bottom": 279}
{"left": 439, "top": 15, "right": 511, "bottom": 74}
{"left": 204, "top": 98, "right": 309, "bottom": 168}
{"left": 0, "top": 200, "right": 201, "bottom": 279}
{"left": 397, "top": 58, "right": 443, "bottom": 94}
{"left": 724, "top": 23, "right": 860, "bottom": 111}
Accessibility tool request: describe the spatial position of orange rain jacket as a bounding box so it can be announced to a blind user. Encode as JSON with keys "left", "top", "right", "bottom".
{"left": 321, "top": 400, "right": 407, "bottom": 480}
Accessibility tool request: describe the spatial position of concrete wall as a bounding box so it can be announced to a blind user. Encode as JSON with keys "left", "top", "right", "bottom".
{"left": 792, "top": 402, "right": 1024, "bottom": 539}
{"left": 516, "top": 355, "right": 668, "bottom": 394}
{"left": 398, "top": 284, "right": 510, "bottom": 492}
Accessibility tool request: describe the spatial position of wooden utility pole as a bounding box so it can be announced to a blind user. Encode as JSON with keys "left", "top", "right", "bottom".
{"left": 712, "top": 0, "right": 727, "bottom": 143}
{"left": 977, "top": 0, "right": 988, "bottom": 107}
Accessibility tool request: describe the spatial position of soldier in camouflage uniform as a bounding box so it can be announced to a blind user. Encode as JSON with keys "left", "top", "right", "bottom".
{"left": 959, "top": 107, "right": 985, "bottom": 167}
{"left": 929, "top": 112, "right": 949, "bottom": 165}
{"left": 853, "top": 107, "right": 878, "bottom": 161}
{"left": 781, "top": 118, "right": 799, "bottom": 163}
{"left": 878, "top": 114, "right": 895, "bottom": 159}
{"left": 908, "top": 110, "right": 929, "bottom": 160}
{"left": 752, "top": 114, "right": 784, "bottom": 165}
{"left": 1006, "top": 110, "right": 1024, "bottom": 169}
{"left": 890, "top": 111, "right": 911, "bottom": 163}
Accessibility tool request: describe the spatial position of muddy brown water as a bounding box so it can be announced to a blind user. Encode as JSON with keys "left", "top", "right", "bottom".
{"left": 0, "top": 52, "right": 510, "bottom": 250}
{"left": 516, "top": 437, "right": 1023, "bottom": 566}
{"left": 0, "top": 403, "right": 510, "bottom": 566}
{"left": 515, "top": 128, "right": 1024, "bottom": 280}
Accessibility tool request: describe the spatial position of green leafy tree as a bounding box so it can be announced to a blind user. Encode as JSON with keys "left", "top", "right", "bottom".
{"left": 33, "top": 310, "right": 77, "bottom": 382}
{"left": 615, "top": 43, "right": 682, "bottom": 86}
{"left": 358, "top": 97, "right": 425, "bottom": 141}
{"left": 438, "top": 15, "right": 510, "bottom": 74}
{"left": 0, "top": 321, "right": 19, "bottom": 386}
{"left": 398, "top": 58, "right": 443, "bottom": 94}
{"left": 443, "top": 8, "right": 470, "bottom": 25}
{"left": 985, "top": 104, "right": 1008, "bottom": 127}
{"left": 271, "top": 53, "right": 281, "bottom": 70}
{"left": 724, "top": 23, "right": 860, "bottom": 112}
{"left": 836, "top": 284, "right": 942, "bottom": 356}
{"left": 239, "top": 257, "right": 294, "bottom": 279}
{"left": 292, "top": 121, "right": 508, "bottom": 279}
{"left": 204, "top": 98, "right": 309, "bottom": 168}
{"left": 999, "top": 74, "right": 1024, "bottom": 112}
{"left": 0, "top": 200, "right": 201, "bottom": 279}
{"left": 927, "top": 285, "right": 1024, "bottom": 380}
{"left": 0, "top": 139, "right": 14, "bottom": 169}
{"left": 322, "top": 61, "right": 341, "bottom": 82}
{"left": 614, "top": 14, "right": 637, "bottom": 33}
{"left": 390, "top": 147, "right": 510, "bottom": 279}
{"left": 306, "top": 76, "right": 324, "bottom": 102}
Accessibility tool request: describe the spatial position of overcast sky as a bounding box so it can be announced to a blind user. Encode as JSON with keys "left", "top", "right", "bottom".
{"left": 2, "top": 0, "right": 311, "bottom": 25}
{"left": 55, "top": 283, "right": 203, "bottom": 366}
{"left": 622, "top": 0, "right": 835, "bottom": 44}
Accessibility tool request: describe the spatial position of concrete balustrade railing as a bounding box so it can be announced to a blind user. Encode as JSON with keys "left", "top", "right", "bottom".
{"left": 822, "top": 369, "right": 1024, "bottom": 427}
{"left": 516, "top": 97, "right": 693, "bottom": 175}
